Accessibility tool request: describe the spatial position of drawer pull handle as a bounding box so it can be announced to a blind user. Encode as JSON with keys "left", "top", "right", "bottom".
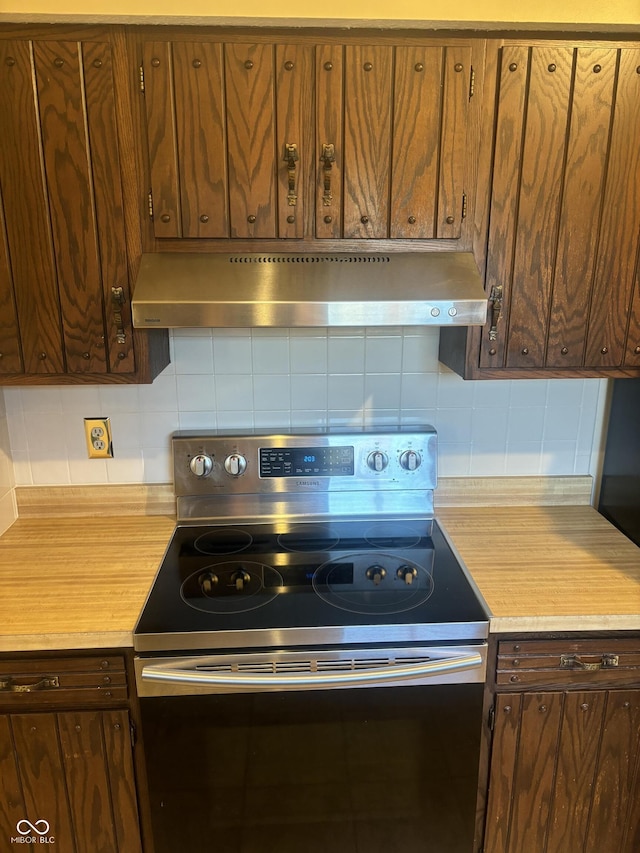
{"left": 0, "top": 676, "right": 60, "bottom": 693}
{"left": 560, "top": 653, "right": 619, "bottom": 671}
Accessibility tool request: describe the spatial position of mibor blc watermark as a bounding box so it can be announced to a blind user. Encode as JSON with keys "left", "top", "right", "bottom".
{"left": 11, "top": 819, "right": 55, "bottom": 844}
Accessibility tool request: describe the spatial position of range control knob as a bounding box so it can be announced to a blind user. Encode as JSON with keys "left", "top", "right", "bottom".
{"left": 231, "top": 569, "right": 251, "bottom": 591}
{"left": 367, "top": 450, "right": 389, "bottom": 472}
{"left": 199, "top": 571, "right": 219, "bottom": 594}
{"left": 397, "top": 565, "right": 419, "bottom": 585}
{"left": 224, "top": 453, "right": 247, "bottom": 477}
{"left": 189, "top": 454, "right": 213, "bottom": 477}
{"left": 365, "top": 565, "right": 387, "bottom": 586}
{"left": 399, "top": 449, "right": 421, "bottom": 471}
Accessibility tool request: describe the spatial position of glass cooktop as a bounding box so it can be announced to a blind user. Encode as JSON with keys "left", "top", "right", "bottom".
{"left": 134, "top": 519, "right": 489, "bottom": 652}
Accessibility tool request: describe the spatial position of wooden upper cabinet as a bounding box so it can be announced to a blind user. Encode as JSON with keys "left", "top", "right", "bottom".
{"left": 142, "top": 39, "right": 313, "bottom": 239}
{"left": 0, "top": 31, "right": 167, "bottom": 384}
{"left": 141, "top": 35, "right": 477, "bottom": 244}
{"left": 478, "top": 41, "right": 640, "bottom": 375}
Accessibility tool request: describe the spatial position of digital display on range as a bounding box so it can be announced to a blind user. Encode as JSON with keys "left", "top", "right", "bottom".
{"left": 259, "top": 446, "right": 354, "bottom": 478}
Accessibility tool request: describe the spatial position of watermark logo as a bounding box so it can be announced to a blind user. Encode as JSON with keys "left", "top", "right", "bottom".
{"left": 11, "top": 819, "right": 55, "bottom": 844}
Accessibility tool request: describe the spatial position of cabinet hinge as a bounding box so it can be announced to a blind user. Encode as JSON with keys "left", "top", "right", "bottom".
{"left": 462, "top": 192, "right": 468, "bottom": 221}
{"left": 488, "top": 704, "right": 496, "bottom": 732}
{"left": 469, "top": 66, "right": 476, "bottom": 99}
{"left": 147, "top": 190, "right": 154, "bottom": 221}
{"left": 139, "top": 65, "right": 145, "bottom": 93}
{"left": 130, "top": 722, "right": 137, "bottom": 748}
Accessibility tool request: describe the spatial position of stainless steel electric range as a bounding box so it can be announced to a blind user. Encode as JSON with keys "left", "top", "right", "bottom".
{"left": 134, "top": 427, "right": 489, "bottom": 853}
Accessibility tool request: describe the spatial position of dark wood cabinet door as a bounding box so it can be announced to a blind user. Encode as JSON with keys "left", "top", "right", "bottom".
{"left": 0, "top": 708, "right": 143, "bottom": 853}
{"left": 473, "top": 41, "right": 640, "bottom": 378}
{"left": 484, "top": 689, "right": 640, "bottom": 853}
{"left": 0, "top": 30, "right": 166, "bottom": 384}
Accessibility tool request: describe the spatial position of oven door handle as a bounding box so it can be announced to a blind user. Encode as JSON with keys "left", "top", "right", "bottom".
{"left": 141, "top": 652, "right": 484, "bottom": 690}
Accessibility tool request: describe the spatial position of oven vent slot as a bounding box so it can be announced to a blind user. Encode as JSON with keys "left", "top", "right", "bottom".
{"left": 194, "top": 657, "right": 433, "bottom": 675}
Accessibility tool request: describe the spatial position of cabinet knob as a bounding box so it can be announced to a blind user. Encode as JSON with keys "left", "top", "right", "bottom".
{"left": 454, "top": 63, "right": 464, "bottom": 72}
{"left": 286, "top": 215, "right": 294, "bottom": 224}
{"left": 5, "top": 56, "right": 16, "bottom": 66}
{"left": 601, "top": 346, "right": 608, "bottom": 354}
{"left": 324, "top": 215, "right": 333, "bottom": 224}
{"left": 509, "top": 675, "right": 520, "bottom": 683}
{"left": 38, "top": 352, "right": 47, "bottom": 360}
{"left": 54, "top": 57, "right": 64, "bottom": 68}
{"left": 509, "top": 63, "right": 518, "bottom": 72}
{"left": 561, "top": 347, "right": 569, "bottom": 355}
{"left": 244, "top": 60, "right": 254, "bottom": 70}
{"left": 117, "top": 352, "right": 126, "bottom": 360}
{"left": 160, "top": 213, "right": 171, "bottom": 223}
{"left": 414, "top": 63, "right": 424, "bottom": 72}
{"left": 284, "top": 60, "right": 294, "bottom": 71}
{"left": 489, "top": 348, "right": 497, "bottom": 356}
{"left": 247, "top": 214, "right": 256, "bottom": 224}
{"left": 408, "top": 215, "right": 416, "bottom": 224}
{"left": 363, "top": 62, "right": 373, "bottom": 71}
{"left": 192, "top": 58, "right": 202, "bottom": 68}
{"left": 151, "top": 57, "right": 161, "bottom": 67}
{"left": 361, "top": 215, "right": 369, "bottom": 224}
{"left": 324, "top": 61, "right": 333, "bottom": 71}
{"left": 539, "top": 705, "right": 547, "bottom": 713}
{"left": 593, "top": 64, "right": 602, "bottom": 73}
{"left": 199, "top": 214, "right": 209, "bottom": 223}
{"left": 93, "top": 59, "right": 103, "bottom": 69}
{"left": 521, "top": 347, "right": 529, "bottom": 355}
{"left": 635, "top": 346, "right": 640, "bottom": 354}
{"left": 446, "top": 215, "right": 455, "bottom": 224}
{"left": 82, "top": 352, "right": 90, "bottom": 360}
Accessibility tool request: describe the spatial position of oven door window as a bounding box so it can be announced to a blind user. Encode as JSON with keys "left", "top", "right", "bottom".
{"left": 141, "top": 684, "right": 483, "bottom": 853}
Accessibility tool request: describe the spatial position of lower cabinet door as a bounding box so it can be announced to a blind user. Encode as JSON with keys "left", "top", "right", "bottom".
{"left": 0, "top": 708, "right": 143, "bottom": 853}
{"left": 484, "top": 689, "right": 640, "bottom": 853}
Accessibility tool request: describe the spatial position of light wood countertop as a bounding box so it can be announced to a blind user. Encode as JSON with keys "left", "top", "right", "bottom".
{"left": 0, "top": 515, "right": 175, "bottom": 652}
{"left": 0, "top": 504, "right": 638, "bottom": 653}
{"left": 437, "top": 506, "right": 640, "bottom": 633}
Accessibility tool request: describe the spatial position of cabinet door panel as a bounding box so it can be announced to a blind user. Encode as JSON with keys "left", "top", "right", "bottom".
{"left": 343, "top": 45, "right": 392, "bottom": 238}
{"left": 276, "top": 44, "right": 313, "bottom": 238}
{"left": 225, "top": 43, "right": 277, "bottom": 238}
{"left": 585, "top": 691, "right": 640, "bottom": 853}
{"left": 480, "top": 45, "right": 529, "bottom": 369}
{"left": 0, "top": 195, "right": 22, "bottom": 373}
{"left": 103, "top": 709, "right": 143, "bottom": 853}
{"left": 626, "top": 271, "right": 640, "bottom": 367}
{"left": 507, "top": 692, "right": 563, "bottom": 853}
{"left": 10, "top": 713, "right": 77, "bottom": 849}
{"left": 83, "top": 41, "right": 136, "bottom": 374}
{"left": 34, "top": 41, "right": 107, "bottom": 375}
{"left": 504, "top": 46, "right": 573, "bottom": 369}
{"left": 483, "top": 693, "right": 523, "bottom": 853}
{"left": 546, "top": 691, "right": 607, "bottom": 853}
{"left": 0, "top": 40, "right": 64, "bottom": 374}
{"left": 546, "top": 47, "right": 616, "bottom": 368}
{"left": 315, "top": 44, "right": 343, "bottom": 239}
{"left": 0, "top": 715, "right": 25, "bottom": 843}
{"left": 143, "top": 42, "right": 181, "bottom": 238}
{"left": 437, "top": 46, "right": 471, "bottom": 238}
{"left": 391, "top": 46, "right": 442, "bottom": 238}
{"left": 585, "top": 48, "right": 640, "bottom": 368}
{"left": 173, "top": 41, "right": 229, "bottom": 238}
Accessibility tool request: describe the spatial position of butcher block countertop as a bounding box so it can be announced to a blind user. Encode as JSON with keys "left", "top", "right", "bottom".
{"left": 0, "top": 483, "right": 639, "bottom": 652}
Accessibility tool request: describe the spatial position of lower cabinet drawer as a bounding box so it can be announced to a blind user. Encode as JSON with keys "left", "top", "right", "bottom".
{"left": 0, "top": 655, "right": 128, "bottom": 708}
{"left": 496, "top": 639, "right": 640, "bottom": 688}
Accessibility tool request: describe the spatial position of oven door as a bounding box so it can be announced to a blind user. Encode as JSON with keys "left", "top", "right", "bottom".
{"left": 136, "top": 646, "right": 486, "bottom": 853}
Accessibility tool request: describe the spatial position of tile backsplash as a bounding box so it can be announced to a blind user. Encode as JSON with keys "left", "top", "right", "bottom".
{"left": 0, "top": 392, "right": 17, "bottom": 532}
{"left": 4, "top": 327, "right": 607, "bottom": 486}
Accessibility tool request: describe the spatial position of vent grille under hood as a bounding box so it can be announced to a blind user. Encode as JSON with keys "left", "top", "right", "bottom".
{"left": 131, "top": 252, "right": 487, "bottom": 329}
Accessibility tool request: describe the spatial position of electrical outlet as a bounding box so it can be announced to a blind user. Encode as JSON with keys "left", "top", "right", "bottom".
{"left": 84, "top": 417, "right": 113, "bottom": 459}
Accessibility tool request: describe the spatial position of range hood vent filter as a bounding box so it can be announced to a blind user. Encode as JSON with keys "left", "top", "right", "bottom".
{"left": 131, "top": 252, "right": 487, "bottom": 329}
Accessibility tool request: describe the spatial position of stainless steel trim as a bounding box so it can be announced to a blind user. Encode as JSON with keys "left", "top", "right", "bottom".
{"left": 133, "top": 620, "right": 490, "bottom": 653}
{"left": 131, "top": 252, "right": 488, "bottom": 329}
{"left": 135, "top": 645, "right": 487, "bottom": 696}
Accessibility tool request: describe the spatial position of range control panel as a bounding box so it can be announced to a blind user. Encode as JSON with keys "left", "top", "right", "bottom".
{"left": 173, "top": 426, "right": 437, "bottom": 497}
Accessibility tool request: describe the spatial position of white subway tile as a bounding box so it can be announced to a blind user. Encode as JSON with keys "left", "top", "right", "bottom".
{"left": 29, "top": 453, "right": 70, "bottom": 485}
{"left": 328, "top": 337, "right": 366, "bottom": 373}
{"left": 254, "top": 411, "right": 292, "bottom": 428}
{"left": 402, "top": 330, "right": 440, "bottom": 369}
{"left": 253, "top": 375, "right": 291, "bottom": 411}
{"left": 328, "top": 374, "right": 365, "bottom": 409}
{"left": 178, "top": 411, "right": 217, "bottom": 430}
{"left": 110, "top": 413, "right": 143, "bottom": 450}
{"left": 472, "top": 408, "right": 508, "bottom": 443}
{"left": 138, "top": 375, "right": 179, "bottom": 412}
{"left": 364, "top": 374, "right": 402, "bottom": 409}
{"left": 252, "top": 337, "right": 290, "bottom": 374}
{"left": 509, "top": 380, "right": 548, "bottom": 406}
{"left": 10, "top": 452, "right": 33, "bottom": 486}
{"left": 176, "top": 374, "right": 216, "bottom": 411}
{"left": 546, "top": 379, "right": 584, "bottom": 408}
{"left": 437, "top": 444, "right": 472, "bottom": 476}
{"left": 215, "top": 375, "right": 254, "bottom": 411}
{"left": 437, "top": 372, "right": 476, "bottom": 407}
{"left": 540, "top": 440, "right": 578, "bottom": 475}
{"left": 505, "top": 442, "right": 542, "bottom": 475}
{"left": 216, "top": 412, "right": 255, "bottom": 430}
{"left": 473, "top": 380, "right": 512, "bottom": 408}
{"left": 328, "top": 410, "right": 365, "bottom": 427}
{"left": 400, "top": 373, "right": 438, "bottom": 409}
{"left": 141, "top": 411, "right": 180, "bottom": 446}
{"left": 434, "top": 408, "right": 474, "bottom": 443}
{"left": 19, "top": 387, "right": 63, "bottom": 414}
{"left": 142, "top": 447, "right": 173, "bottom": 483}
{"left": 68, "top": 454, "right": 110, "bottom": 484}
{"left": 507, "top": 407, "right": 546, "bottom": 442}
{"left": 106, "top": 452, "right": 145, "bottom": 483}
{"left": 290, "top": 411, "right": 328, "bottom": 427}
{"left": 172, "top": 336, "right": 214, "bottom": 374}
{"left": 98, "top": 384, "right": 141, "bottom": 414}
{"left": 0, "top": 491, "right": 17, "bottom": 535}
{"left": 364, "top": 336, "right": 403, "bottom": 373}
{"left": 291, "top": 375, "right": 328, "bottom": 410}
{"left": 290, "top": 337, "right": 328, "bottom": 374}
{"left": 213, "top": 337, "right": 253, "bottom": 374}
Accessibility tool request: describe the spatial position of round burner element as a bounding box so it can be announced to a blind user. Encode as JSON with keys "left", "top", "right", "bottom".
{"left": 277, "top": 524, "right": 340, "bottom": 553}
{"left": 194, "top": 528, "right": 253, "bottom": 556}
{"left": 180, "top": 562, "right": 283, "bottom": 614}
{"left": 313, "top": 553, "right": 434, "bottom": 615}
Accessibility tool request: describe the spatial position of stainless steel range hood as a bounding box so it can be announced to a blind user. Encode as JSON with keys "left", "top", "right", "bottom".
{"left": 131, "top": 252, "right": 487, "bottom": 329}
